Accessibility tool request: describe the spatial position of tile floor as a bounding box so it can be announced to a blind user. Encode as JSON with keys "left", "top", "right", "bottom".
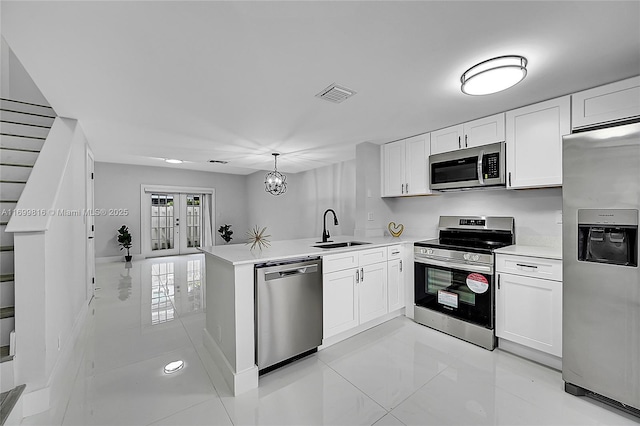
{"left": 20, "top": 254, "right": 639, "bottom": 425}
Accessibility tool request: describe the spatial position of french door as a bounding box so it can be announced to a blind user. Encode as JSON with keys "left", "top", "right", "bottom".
{"left": 145, "top": 192, "right": 203, "bottom": 257}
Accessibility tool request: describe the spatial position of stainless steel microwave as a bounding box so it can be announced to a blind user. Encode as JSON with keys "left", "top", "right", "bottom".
{"left": 429, "top": 142, "right": 506, "bottom": 191}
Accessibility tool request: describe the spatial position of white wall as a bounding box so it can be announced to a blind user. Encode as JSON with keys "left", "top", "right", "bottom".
{"left": 1, "top": 37, "right": 49, "bottom": 104}
{"left": 94, "top": 162, "right": 249, "bottom": 258}
{"left": 381, "top": 187, "right": 563, "bottom": 246}
{"left": 244, "top": 160, "right": 356, "bottom": 242}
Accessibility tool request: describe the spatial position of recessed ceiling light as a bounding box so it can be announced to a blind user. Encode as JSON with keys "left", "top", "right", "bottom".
{"left": 461, "top": 55, "right": 528, "bottom": 96}
{"left": 163, "top": 360, "right": 184, "bottom": 374}
{"left": 165, "top": 159, "right": 183, "bottom": 164}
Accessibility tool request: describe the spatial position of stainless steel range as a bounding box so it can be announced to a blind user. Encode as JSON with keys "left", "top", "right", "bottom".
{"left": 414, "top": 216, "right": 515, "bottom": 350}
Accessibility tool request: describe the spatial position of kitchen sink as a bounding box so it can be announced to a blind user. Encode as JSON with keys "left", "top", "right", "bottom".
{"left": 312, "top": 241, "right": 371, "bottom": 249}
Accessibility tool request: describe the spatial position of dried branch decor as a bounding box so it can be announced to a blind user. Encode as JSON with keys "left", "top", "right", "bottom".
{"left": 246, "top": 225, "right": 271, "bottom": 250}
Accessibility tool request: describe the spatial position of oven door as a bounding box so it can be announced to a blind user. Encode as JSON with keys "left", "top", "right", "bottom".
{"left": 414, "top": 256, "right": 494, "bottom": 329}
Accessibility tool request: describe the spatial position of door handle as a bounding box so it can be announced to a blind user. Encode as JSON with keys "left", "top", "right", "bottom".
{"left": 458, "top": 136, "right": 461, "bottom": 149}
{"left": 401, "top": 183, "right": 405, "bottom": 194}
{"left": 361, "top": 267, "right": 364, "bottom": 281}
{"left": 477, "top": 150, "right": 485, "bottom": 185}
{"left": 497, "top": 274, "right": 501, "bottom": 289}
{"left": 400, "top": 260, "right": 403, "bottom": 272}
{"left": 465, "top": 134, "right": 468, "bottom": 147}
{"left": 356, "top": 270, "right": 359, "bottom": 283}
{"left": 88, "top": 236, "right": 94, "bottom": 239}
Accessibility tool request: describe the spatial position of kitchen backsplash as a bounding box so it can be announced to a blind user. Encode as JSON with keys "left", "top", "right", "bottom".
{"left": 381, "top": 187, "right": 563, "bottom": 248}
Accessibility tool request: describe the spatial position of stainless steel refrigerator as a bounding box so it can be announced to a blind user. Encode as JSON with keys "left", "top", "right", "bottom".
{"left": 562, "top": 122, "right": 640, "bottom": 414}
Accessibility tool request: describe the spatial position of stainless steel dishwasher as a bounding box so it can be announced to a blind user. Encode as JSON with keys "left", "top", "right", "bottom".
{"left": 255, "top": 257, "right": 323, "bottom": 373}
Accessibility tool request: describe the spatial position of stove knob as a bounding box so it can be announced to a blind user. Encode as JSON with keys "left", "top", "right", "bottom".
{"left": 463, "top": 253, "right": 470, "bottom": 261}
{"left": 472, "top": 254, "right": 479, "bottom": 261}
{"left": 427, "top": 249, "right": 434, "bottom": 255}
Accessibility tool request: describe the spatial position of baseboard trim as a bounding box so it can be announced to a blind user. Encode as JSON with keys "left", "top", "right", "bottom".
{"left": 320, "top": 308, "right": 404, "bottom": 349}
{"left": 498, "top": 338, "right": 562, "bottom": 371}
{"left": 202, "top": 328, "right": 258, "bottom": 396}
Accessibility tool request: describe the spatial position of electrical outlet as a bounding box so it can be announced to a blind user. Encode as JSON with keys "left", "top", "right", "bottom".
{"left": 367, "top": 212, "right": 374, "bottom": 221}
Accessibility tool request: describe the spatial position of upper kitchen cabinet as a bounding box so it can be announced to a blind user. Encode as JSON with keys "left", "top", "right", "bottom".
{"left": 572, "top": 76, "right": 640, "bottom": 130}
{"left": 506, "top": 96, "right": 570, "bottom": 189}
{"left": 430, "top": 113, "right": 505, "bottom": 155}
{"left": 381, "top": 133, "right": 430, "bottom": 197}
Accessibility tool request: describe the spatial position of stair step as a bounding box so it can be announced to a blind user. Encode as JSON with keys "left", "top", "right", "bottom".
{"left": 0, "top": 224, "right": 12, "bottom": 247}
{"left": 0, "top": 384, "right": 25, "bottom": 424}
{"left": 0, "top": 109, "right": 55, "bottom": 127}
{"left": 0, "top": 345, "right": 13, "bottom": 363}
{"left": 0, "top": 146, "right": 39, "bottom": 154}
{"left": 0, "top": 134, "right": 45, "bottom": 152}
{"left": 0, "top": 281, "right": 14, "bottom": 313}
{"left": 0, "top": 182, "right": 25, "bottom": 201}
{"left": 0, "top": 345, "right": 12, "bottom": 363}
{"left": 0, "top": 275, "right": 14, "bottom": 283}
{"left": 0, "top": 149, "right": 39, "bottom": 166}
{"left": 0, "top": 307, "right": 13, "bottom": 320}
{"left": 0, "top": 122, "right": 50, "bottom": 140}
{"left": 0, "top": 165, "right": 31, "bottom": 182}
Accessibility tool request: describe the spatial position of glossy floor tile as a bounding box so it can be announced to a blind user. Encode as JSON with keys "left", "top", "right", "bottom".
{"left": 20, "top": 254, "right": 639, "bottom": 425}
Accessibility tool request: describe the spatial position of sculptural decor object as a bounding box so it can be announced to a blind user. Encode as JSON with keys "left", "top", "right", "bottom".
{"left": 246, "top": 225, "right": 271, "bottom": 250}
{"left": 388, "top": 222, "right": 404, "bottom": 238}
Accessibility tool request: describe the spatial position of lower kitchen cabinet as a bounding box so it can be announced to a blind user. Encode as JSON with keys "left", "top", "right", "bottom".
{"left": 323, "top": 268, "right": 359, "bottom": 338}
{"left": 387, "top": 245, "right": 404, "bottom": 312}
{"left": 496, "top": 253, "right": 562, "bottom": 357}
{"left": 323, "top": 246, "right": 393, "bottom": 339}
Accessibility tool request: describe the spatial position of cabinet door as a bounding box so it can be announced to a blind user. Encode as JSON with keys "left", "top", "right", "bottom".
{"left": 382, "top": 141, "right": 406, "bottom": 197}
{"left": 572, "top": 76, "right": 640, "bottom": 130}
{"left": 405, "top": 134, "right": 430, "bottom": 195}
{"left": 463, "top": 113, "right": 505, "bottom": 148}
{"left": 506, "top": 96, "right": 570, "bottom": 189}
{"left": 387, "top": 258, "right": 404, "bottom": 312}
{"left": 431, "top": 124, "right": 464, "bottom": 154}
{"left": 496, "top": 273, "right": 562, "bottom": 357}
{"left": 323, "top": 268, "right": 359, "bottom": 338}
{"left": 358, "top": 262, "right": 388, "bottom": 324}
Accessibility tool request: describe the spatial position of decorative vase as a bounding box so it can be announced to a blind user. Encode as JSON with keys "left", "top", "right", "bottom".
{"left": 125, "top": 255, "right": 132, "bottom": 262}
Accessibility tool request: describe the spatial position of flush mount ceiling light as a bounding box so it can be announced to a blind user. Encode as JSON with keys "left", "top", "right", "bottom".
{"left": 163, "top": 360, "right": 184, "bottom": 374}
{"left": 264, "top": 153, "right": 287, "bottom": 196}
{"left": 165, "top": 158, "right": 183, "bottom": 164}
{"left": 461, "top": 55, "right": 528, "bottom": 96}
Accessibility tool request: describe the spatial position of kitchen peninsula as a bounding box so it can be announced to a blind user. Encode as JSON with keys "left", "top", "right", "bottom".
{"left": 199, "top": 236, "right": 416, "bottom": 395}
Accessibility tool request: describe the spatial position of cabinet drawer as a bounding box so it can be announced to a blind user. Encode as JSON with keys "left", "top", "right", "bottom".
{"left": 359, "top": 247, "right": 388, "bottom": 266}
{"left": 387, "top": 245, "right": 402, "bottom": 260}
{"left": 496, "top": 254, "right": 562, "bottom": 281}
{"left": 323, "top": 252, "right": 359, "bottom": 274}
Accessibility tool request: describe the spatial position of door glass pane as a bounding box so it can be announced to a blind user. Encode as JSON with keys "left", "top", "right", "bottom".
{"left": 151, "top": 260, "right": 175, "bottom": 324}
{"left": 151, "top": 194, "right": 174, "bottom": 251}
{"left": 186, "top": 194, "right": 201, "bottom": 248}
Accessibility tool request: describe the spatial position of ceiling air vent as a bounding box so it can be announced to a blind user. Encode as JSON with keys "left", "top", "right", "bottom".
{"left": 315, "top": 83, "right": 356, "bottom": 103}
{"left": 209, "top": 160, "right": 229, "bottom": 164}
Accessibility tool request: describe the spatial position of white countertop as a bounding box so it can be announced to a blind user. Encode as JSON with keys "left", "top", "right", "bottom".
{"left": 200, "top": 235, "right": 426, "bottom": 266}
{"left": 494, "top": 244, "right": 562, "bottom": 260}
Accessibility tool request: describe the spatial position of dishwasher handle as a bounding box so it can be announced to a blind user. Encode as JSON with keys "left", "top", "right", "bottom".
{"left": 264, "top": 264, "right": 319, "bottom": 281}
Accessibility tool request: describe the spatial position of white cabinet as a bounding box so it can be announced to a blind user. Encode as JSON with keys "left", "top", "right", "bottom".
{"left": 430, "top": 113, "right": 505, "bottom": 155}
{"left": 387, "top": 245, "right": 404, "bottom": 312}
{"left": 323, "top": 268, "right": 359, "bottom": 337}
{"left": 323, "top": 247, "right": 389, "bottom": 339}
{"left": 382, "top": 133, "right": 430, "bottom": 197}
{"left": 572, "top": 76, "right": 640, "bottom": 130}
{"left": 496, "top": 253, "right": 562, "bottom": 357}
{"left": 506, "top": 96, "right": 570, "bottom": 189}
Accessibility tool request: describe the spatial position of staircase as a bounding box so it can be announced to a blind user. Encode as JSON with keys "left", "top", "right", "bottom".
{"left": 0, "top": 98, "right": 55, "bottom": 369}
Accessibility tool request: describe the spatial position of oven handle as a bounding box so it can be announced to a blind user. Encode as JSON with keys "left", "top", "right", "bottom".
{"left": 414, "top": 256, "right": 493, "bottom": 274}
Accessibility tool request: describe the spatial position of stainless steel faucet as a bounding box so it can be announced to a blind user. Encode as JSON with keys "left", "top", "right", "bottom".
{"left": 322, "top": 209, "right": 339, "bottom": 243}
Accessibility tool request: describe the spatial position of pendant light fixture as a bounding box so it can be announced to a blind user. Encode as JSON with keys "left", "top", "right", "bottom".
{"left": 461, "top": 55, "right": 528, "bottom": 95}
{"left": 264, "top": 153, "right": 287, "bottom": 196}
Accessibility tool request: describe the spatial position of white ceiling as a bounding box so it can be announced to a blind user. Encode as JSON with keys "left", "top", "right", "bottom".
{"left": 2, "top": 1, "right": 639, "bottom": 175}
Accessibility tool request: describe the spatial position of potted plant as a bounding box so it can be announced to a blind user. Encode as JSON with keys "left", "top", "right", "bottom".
{"left": 218, "top": 224, "right": 233, "bottom": 244}
{"left": 117, "top": 225, "right": 133, "bottom": 262}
